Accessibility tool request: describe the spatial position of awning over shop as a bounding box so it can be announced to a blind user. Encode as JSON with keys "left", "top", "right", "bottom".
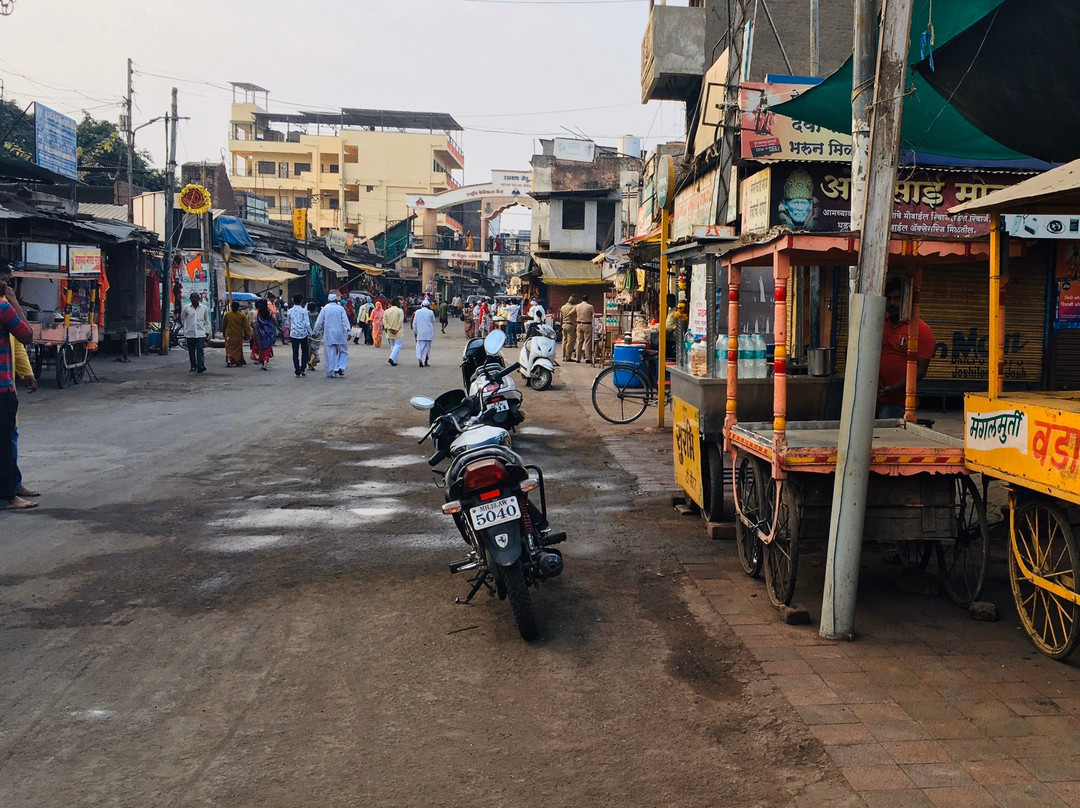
{"left": 341, "top": 258, "right": 388, "bottom": 276}
{"left": 772, "top": 0, "right": 1030, "bottom": 162}
{"left": 213, "top": 216, "right": 255, "bottom": 249}
{"left": 226, "top": 253, "right": 301, "bottom": 283}
{"left": 534, "top": 256, "right": 605, "bottom": 286}
{"left": 307, "top": 249, "right": 348, "bottom": 278}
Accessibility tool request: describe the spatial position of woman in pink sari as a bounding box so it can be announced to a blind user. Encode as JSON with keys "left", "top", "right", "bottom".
{"left": 253, "top": 298, "right": 276, "bottom": 369}
{"left": 370, "top": 300, "right": 386, "bottom": 348}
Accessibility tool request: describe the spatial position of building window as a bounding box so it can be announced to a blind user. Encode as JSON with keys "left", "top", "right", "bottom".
{"left": 278, "top": 162, "right": 289, "bottom": 178}
{"left": 295, "top": 196, "right": 309, "bottom": 209}
{"left": 328, "top": 198, "right": 340, "bottom": 210}
{"left": 266, "top": 197, "right": 276, "bottom": 209}
{"left": 433, "top": 160, "right": 445, "bottom": 173}
{"left": 366, "top": 186, "right": 374, "bottom": 193}
{"left": 562, "top": 199, "right": 586, "bottom": 231}
{"left": 322, "top": 164, "right": 339, "bottom": 174}
{"left": 257, "top": 161, "right": 275, "bottom": 175}
{"left": 294, "top": 162, "right": 311, "bottom": 175}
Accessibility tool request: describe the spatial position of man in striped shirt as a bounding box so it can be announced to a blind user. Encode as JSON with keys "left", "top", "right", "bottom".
{"left": 1, "top": 277, "right": 34, "bottom": 510}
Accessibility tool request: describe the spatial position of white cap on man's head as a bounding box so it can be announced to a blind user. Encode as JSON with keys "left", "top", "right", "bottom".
{"left": 328, "top": 293, "right": 339, "bottom": 302}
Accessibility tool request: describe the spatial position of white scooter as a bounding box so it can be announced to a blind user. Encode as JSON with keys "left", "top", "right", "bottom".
{"left": 517, "top": 315, "right": 557, "bottom": 390}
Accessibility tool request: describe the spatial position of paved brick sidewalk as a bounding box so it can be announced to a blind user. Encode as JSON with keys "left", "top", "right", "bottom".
{"left": 559, "top": 357, "right": 1080, "bottom": 808}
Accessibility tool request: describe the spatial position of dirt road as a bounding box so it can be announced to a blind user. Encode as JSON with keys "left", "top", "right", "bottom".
{"left": 1, "top": 330, "right": 856, "bottom": 807}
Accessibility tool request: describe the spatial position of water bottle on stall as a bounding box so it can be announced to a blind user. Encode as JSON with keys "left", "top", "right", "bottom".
{"left": 737, "top": 329, "right": 752, "bottom": 378}
{"left": 753, "top": 333, "right": 768, "bottom": 378}
{"left": 715, "top": 334, "right": 728, "bottom": 379}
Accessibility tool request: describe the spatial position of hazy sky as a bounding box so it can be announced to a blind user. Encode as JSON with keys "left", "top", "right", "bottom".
{"left": 1, "top": 0, "right": 687, "bottom": 199}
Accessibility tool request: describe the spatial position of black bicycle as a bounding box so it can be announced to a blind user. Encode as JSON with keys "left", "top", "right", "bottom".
{"left": 590, "top": 349, "right": 670, "bottom": 424}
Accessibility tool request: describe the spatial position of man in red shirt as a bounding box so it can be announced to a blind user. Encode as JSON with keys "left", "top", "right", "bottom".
{"left": 0, "top": 276, "right": 34, "bottom": 510}
{"left": 877, "top": 278, "right": 934, "bottom": 419}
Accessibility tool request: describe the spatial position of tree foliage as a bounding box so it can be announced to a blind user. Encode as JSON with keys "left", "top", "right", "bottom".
{"left": 0, "top": 99, "right": 166, "bottom": 190}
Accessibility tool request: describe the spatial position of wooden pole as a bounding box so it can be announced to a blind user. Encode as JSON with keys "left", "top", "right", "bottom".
{"left": 160, "top": 88, "right": 177, "bottom": 355}
{"left": 657, "top": 207, "right": 670, "bottom": 428}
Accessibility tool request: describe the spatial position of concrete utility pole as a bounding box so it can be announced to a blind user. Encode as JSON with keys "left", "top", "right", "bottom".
{"left": 850, "top": 0, "right": 880, "bottom": 232}
{"left": 810, "top": 0, "right": 821, "bottom": 76}
{"left": 125, "top": 58, "right": 134, "bottom": 223}
{"left": 160, "top": 87, "right": 178, "bottom": 356}
{"left": 820, "top": 0, "right": 913, "bottom": 640}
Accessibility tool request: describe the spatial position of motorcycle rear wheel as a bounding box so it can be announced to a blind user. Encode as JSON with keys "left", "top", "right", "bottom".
{"left": 531, "top": 367, "right": 553, "bottom": 391}
{"left": 503, "top": 565, "right": 538, "bottom": 641}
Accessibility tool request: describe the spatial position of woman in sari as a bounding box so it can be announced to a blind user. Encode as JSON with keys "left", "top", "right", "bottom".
{"left": 222, "top": 301, "right": 252, "bottom": 367}
{"left": 462, "top": 301, "right": 475, "bottom": 340}
{"left": 478, "top": 299, "right": 492, "bottom": 337}
{"left": 370, "top": 300, "right": 386, "bottom": 348}
{"left": 254, "top": 298, "right": 277, "bottom": 370}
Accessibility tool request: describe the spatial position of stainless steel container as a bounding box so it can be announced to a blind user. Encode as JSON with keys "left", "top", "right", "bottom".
{"left": 807, "top": 348, "right": 834, "bottom": 377}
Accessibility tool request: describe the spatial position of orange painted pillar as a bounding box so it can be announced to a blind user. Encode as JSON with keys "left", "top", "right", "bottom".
{"left": 904, "top": 265, "right": 922, "bottom": 423}
{"left": 773, "top": 251, "right": 790, "bottom": 475}
{"left": 723, "top": 259, "right": 741, "bottom": 453}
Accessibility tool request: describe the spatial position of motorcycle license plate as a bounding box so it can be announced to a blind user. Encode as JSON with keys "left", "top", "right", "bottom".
{"left": 468, "top": 495, "right": 521, "bottom": 530}
{"left": 492, "top": 400, "right": 510, "bottom": 412}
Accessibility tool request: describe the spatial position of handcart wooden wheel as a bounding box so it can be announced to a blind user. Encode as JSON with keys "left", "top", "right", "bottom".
{"left": 733, "top": 451, "right": 764, "bottom": 577}
{"left": 1008, "top": 495, "right": 1080, "bottom": 660}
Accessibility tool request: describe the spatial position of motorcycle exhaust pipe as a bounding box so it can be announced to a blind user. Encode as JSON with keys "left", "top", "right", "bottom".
{"left": 449, "top": 558, "right": 479, "bottom": 574}
{"left": 538, "top": 552, "right": 563, "bottom": 579}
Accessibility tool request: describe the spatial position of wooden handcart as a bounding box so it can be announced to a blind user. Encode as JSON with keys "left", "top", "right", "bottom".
{"left": 721, "top": 243, "right": 990, "bottom": 609}
{"left": 954, "top": 176, "right": 1080, "bottom": 659}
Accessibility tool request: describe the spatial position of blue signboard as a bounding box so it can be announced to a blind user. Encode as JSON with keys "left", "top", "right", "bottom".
{"left": 34, "top": 103, "right": 78, "bottom": 179}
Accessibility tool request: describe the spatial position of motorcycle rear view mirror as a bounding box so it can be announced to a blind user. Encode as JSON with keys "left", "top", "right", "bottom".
{"left": 484, "top": 328, "right": 506, "bottom": 355}
{"left": 410, "top": 396, "right": 435, "bottom": 411}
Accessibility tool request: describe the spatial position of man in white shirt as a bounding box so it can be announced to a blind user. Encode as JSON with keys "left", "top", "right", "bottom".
{"left": 412, "top": 300, "right": 437, "bottom": 367}
{"left": 529, "top": 298, "right": 546, "bottom": 323}
{"left": 287, "top": 294, "right": 313, "bottom": 377}
{"left": 180, "top": 292, "right": 212, "bottom": 374}
{"left": 506, "top": 299, "right": 522, "bottom": 347}
{"left": 313, "top": 293, "right": 351, "bottom": 378}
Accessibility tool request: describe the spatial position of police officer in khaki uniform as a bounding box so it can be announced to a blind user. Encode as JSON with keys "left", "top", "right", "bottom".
{"left": 573, "top": 294, "right": 595, "bottom": 363}
{"left": 559, "top": 295, "right": 578, "bottom": 362}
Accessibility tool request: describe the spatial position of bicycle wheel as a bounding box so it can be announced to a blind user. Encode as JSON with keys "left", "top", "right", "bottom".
{"left": 1010, "top": 499, "right": 1080, "bottom": 660}
{"left": 591, "top": 366, "right": 651, "bottom": 424}
{"left": 936, "top": 475, "right": 990, "bottom": 607}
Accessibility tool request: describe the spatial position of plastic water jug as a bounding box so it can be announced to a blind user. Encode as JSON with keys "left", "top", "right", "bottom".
{"left": 715, "top": 334, "right": 728, "bottom": 379}
{"left": 753, "top": 333, "right": 768, "bottom": 378}
{"left": 737, "top": 334, "right": 752, "bottom": 378}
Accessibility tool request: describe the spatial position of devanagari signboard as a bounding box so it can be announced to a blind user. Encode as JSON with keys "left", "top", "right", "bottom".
{"left": 965, "top": 393, "right": 1080, "bottom": 507}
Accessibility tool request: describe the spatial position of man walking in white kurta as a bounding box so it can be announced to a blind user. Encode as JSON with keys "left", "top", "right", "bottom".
{"left": 313, "top": 293, "right": 351, "bottom": 378}
{"left": 412, "top": 300, "right": 437, "bottom": 367}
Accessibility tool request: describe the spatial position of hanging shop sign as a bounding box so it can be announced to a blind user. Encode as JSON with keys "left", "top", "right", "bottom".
{"left": 672, "top": 397, "right": 704, "bottom": 508}
{"left": 741, "top": 167, "right": 772, "bottom": 234}
{"left": 1057, "top": 279, "right": 1080, "bottom": 329}
{"left": 1005, "top": 215, "right": 1080, "bottom": 239}
{"left": 325, "top": 229, "right": 354, "bottom": 254}
{"left": 68, "top": 246, "right": 103, "bottom": 277}
{"left": 739, "top": 77, "right": 852, "bottom": 162}
{"left": 672, "top": 170, "right": 716, "bottom": 241}
{"left": 763, "top": 164, "right": 1020, "bottom": 238}
{"left": 398, "top": 267, "right": 419, "bottom": 280}
{"left": 178, "top": 184, "right": 212, "bottom": 215}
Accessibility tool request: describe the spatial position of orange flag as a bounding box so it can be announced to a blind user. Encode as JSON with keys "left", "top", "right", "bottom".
{"left": 186, "top": 255, "right": 202, "bottom": 281}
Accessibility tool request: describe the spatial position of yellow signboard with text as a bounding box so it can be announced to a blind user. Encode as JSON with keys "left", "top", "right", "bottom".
{"left": 292, "top": 208, "right": 307, "bottom": 241}
{"left": 673, "top": 397, "right": 704, "bottom": 508}
{"left": 965, "top": 393, "right": 1080, "bottom": 507}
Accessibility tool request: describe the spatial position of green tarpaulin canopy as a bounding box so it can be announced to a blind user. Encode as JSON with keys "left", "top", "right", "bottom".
{"left": 774, "top": 0, "right": 1030, "bottom": 161}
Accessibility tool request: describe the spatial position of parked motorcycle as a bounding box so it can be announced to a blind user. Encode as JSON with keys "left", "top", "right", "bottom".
{"left": 517, "top": 315, "right": 557, "bottom": 390}
{"left": 412, "top": 330, "right": 566, "bottom": 641}
{"left": 461, "top": 331, "right": 524, "bottom": 429}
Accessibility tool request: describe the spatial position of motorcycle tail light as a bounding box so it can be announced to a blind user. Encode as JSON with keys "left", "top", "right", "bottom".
{"left": 483, "top": 383, "right": 500, "bottom": 394}
{"left": 442, "top": 501, "right": 462, "bottom": 514}
{"left": 462, "top": 458, "right": 509, "bottom": 491}
{"left": 478, "top": 489, "right": 502, "bottom": 502}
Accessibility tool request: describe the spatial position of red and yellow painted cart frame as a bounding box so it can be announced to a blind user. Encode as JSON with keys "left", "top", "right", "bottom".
{"left": 954, "top": 187, "right": 1080, "bottom": 658}
{"left": 720, "top": 234, "right": 991, "bottom": 608}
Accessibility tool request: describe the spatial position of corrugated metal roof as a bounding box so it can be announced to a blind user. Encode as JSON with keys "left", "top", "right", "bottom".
{"left": 78, "top": 203, "right": 128, "bottom": 219}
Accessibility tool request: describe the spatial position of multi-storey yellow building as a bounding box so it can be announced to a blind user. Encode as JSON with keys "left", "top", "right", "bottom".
{"left": 228, "top": 83, "right": 464, "bottom": 241}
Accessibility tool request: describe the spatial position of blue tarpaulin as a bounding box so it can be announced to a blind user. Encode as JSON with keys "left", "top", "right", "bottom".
{"left": 213, "top": 216, "right": 255, "bottom": 249}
